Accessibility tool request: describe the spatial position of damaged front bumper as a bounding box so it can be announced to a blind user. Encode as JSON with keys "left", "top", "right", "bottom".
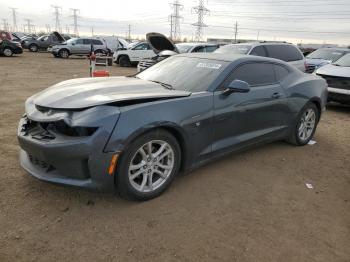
{"left": 17, "top": 98, "right": 121, "bottom": 191}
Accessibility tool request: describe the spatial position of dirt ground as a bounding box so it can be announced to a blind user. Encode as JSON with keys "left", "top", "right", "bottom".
{"left": 0, "top": 51, "right": 349, "bottom": 262}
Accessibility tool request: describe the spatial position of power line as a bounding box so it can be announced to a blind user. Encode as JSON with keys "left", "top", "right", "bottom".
{"left": 9, "top": 7, "right": 18, "bottom": 32}
{"left": 192, "top": 0, "right": 210, "bottom": 42}
{"left": 169, "top": 0, "right": 183, "bottom": 41}
{"left": 70, "top": 8, "right": 80, "bottom": 36}
{"left": 52, "top": 5, "right": 62, "bottom": 33}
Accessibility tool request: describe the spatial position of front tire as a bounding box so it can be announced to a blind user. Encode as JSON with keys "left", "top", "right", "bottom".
{"left": 119, "top": 55, "right": 131, "bottom": 67}
{"left": 3, "top": 47, "right": 13, "bottom": 57}
{"left": 58, "top": 49, "right": 69, "bottom": 58}
{"left": 117, "top": 129, "right": 181, "bottom": 201}
{"left": 288, "top": 102, "right": 319, "bottom": 146}
{"left": 29, "top": 44, "right": 38, "bottom": 52}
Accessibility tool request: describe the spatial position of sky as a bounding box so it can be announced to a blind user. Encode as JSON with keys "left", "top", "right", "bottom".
{"left": 0, "top": 0, "right": 350, "bottom": 45}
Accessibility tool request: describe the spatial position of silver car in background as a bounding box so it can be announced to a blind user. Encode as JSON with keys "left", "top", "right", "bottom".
{"left": 305, "top": 48, "right": 350, "bottom": 73}
{"left": 50, "top": 38, "right": 109, "bottom": 58}
{"left": 215, "top": 42, "right": 306, "bottom": 72}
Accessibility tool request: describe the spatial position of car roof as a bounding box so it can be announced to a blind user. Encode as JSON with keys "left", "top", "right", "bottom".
{"left": 177, "top": 52, "right": 292, "bottom": 65}
{"left": 224, "top": 42, "right": 296, "bottom": 47}
{"left": 176, "top": 42, "right": 218, "bottom": 47}
{"left": 316, "top": 47, "right": 350, "bottom": 52}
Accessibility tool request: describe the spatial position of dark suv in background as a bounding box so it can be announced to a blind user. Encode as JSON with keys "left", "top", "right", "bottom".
{"left": 22, "top": 32, "right": 66, "bottom": 52}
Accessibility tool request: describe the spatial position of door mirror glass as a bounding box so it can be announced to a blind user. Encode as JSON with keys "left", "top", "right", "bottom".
{"left": 224, "top": 79, "right": 250, "bottom": 94}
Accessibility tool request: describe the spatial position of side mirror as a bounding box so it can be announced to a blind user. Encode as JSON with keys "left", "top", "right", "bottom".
{"left": 223, "top": 79, "right": 250, "bottom": 95}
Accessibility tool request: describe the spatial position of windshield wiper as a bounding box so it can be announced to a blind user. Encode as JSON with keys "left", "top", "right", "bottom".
{"left": 149, "top": 80, "right": 174, "bottom": 90}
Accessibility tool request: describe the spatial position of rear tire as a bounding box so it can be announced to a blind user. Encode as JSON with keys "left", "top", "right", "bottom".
{"left": 29, "top": 44, "right": 38, "bottom": 52}
{"left": 287, "top": 102, "right": 319, "bottom": 146}
{"left": 119, "top": 55, "right": 131, "bottom": 67}
{"left": 117, "top": 129, "right": 181, "bottom": 201}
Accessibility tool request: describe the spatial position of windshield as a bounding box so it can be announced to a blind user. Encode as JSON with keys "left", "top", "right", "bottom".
{"left": 306, "top": 49, "right": 345, "bottom": 62}
{"left": 215, "top": 44, "right": 251, "bottom": 54}
{"left": 333, "top": 53, "right": 350, "bottom": 67}
{"left": 137, "top": 56, "right": 229, "bottom": 92}
{"left": 175, "top": 44, "right": 195, "bottom": 53}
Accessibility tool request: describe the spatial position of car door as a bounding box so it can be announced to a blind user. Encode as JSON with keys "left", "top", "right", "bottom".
{"left": 82, "top": 39, "right": 93, "bottom": 54}
{"left": 71, "top": 39, "right": 84, "bottom": 53}
{"left": 212, "top": 62, "right": 290, "bottom": 154}
{"left": 130, "top": 43, "right": 154, "bottom": 62}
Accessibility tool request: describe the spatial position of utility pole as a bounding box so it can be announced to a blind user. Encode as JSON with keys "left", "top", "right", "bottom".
{"left": 127, "top": 24, "right": 131, "bottom": 42}
{"left": 169, "top": 0, "right": 183, "bottom": 41}
{"left": 9, "top": 7, "right": 18, "bottom": 32}
{"left": 70, "top": 8, "right": 79, "bottom": 36}
{"left": 257, "top": 29, "right": 260, "bottom": 41}
{"left": 24, "top": 19, "right": 32, "bottom": 34}
{"left": 192, "top": 0, "right": 209, "bottom": 42}
{"left": 234, "top": 21, "right": 238, "bottom": 43}
{"left": 65, "top": 25, "right": 70, "bottom": 34}
{"left": 91, "top": 27, "right": 94, "bottom": 37}
{"left": 52, "top": 5, "right": 62, "bottom": 33}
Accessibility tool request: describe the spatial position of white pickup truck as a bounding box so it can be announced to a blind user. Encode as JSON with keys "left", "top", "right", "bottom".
{"left": 113, "top": 42, "right": 155, "bottom": 67}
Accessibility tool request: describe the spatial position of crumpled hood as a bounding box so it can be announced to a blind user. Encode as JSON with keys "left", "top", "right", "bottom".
{"left": 32, "top": 76, "right": 191, "bottom": 109}
{"left": 316, "top": 64, "right": 350, "bottom": 78}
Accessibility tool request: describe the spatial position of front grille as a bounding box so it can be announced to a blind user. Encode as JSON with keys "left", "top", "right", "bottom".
{"left": 138, "top": 60, "right": 156, "bottom": 69}
{"left": 305, "top": 64, "right": 316, "bottom": 73}
{"left": 28, "top": 154, "right": 54, "bottom": 171}
{"left": 317, "top": 74, "right": 350, "bottom": 90}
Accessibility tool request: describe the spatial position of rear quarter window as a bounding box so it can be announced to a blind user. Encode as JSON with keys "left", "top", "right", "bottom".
{"left": 92, "top": 40, "right": 103, "bottom": 45}
{"left": 265, "top": 45, "right": 304, "bottom": 62}
{"left": 274, "top": 64, "right": 290, "bottom": 82}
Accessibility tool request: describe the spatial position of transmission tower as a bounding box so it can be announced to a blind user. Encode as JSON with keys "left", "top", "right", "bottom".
{"left": 24, "top": 19, "right": 33, "bottom": 34}
{"left": 52, "top": 5, "right": 62, "bottom": 33}
{"left": 2, "top": 19, "right": 9, "bottom": 31}
{"left": 169, "top": 0, "right": 183, "bottom": 41}
{"left": 192, "top": 0, "right": 209, "bottom": 42}
{"left": 9, "top": 7, "right": 18, "bottom": 32}
{"left": 45, "top": 24, "right": 51, "bottom": 33}
{"left": 70, "top": 8, "right": 79, "bottom": 36}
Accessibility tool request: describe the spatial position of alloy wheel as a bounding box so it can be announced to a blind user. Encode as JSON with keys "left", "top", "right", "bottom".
{"left": 298, "top": 108, "right": 316, "bottom": 141}
{"left": 128, "top": 140, "right": 175, "bottom": 193}
{"left": 3, "top": 48, "right": 13, "bottom": 57}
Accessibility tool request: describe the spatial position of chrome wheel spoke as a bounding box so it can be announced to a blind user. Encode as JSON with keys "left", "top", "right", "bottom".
{"left": 130, "top": 169, "right": 145, "bottom": 180}
{"left": 130, "top": 161, "right": 146, "bottom": 171}
{"left": 139, "top": 174, "right": 148, "bottom": 192}
{"left": 152, "top": 143, "right": 166, "bottom": 158}
{"left": 154, "top": 169, "right": 167, "bottom": 179}
{"left": 157, "top": 163, "right": 172, "bottom": 170}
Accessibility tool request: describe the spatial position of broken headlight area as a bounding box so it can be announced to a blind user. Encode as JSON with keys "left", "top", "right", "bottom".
{"left": 21, "top": 116, "right": 98, "bottom": 140}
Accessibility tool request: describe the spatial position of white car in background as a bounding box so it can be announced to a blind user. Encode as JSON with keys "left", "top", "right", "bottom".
{"left": 113, "top": 42, "right": 155, "bottom": 67}
{"left": 137, "top": 32, "right": 220, "bottom": 72}
{"left": 215, "top": 42, "right": 306, "bottom": 72}
{"left": 305, "top": 48, "right": 350, "bottom": 73}
{"left": 315, "top": 53, "right": 350, "bottom": 104}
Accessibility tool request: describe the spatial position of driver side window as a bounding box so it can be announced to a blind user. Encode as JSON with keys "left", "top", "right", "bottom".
{"left": 221, "top": 63, "right": 277, "bottom": 89}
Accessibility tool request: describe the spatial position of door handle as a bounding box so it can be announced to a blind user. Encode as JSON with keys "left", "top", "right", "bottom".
{"left": 271, "top": 92, "right": 282, "bottom": 99}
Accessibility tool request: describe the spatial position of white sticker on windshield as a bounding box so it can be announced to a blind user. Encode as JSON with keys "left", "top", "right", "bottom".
{"left": 196, "top": 63, "right": 222, "bottom": 69}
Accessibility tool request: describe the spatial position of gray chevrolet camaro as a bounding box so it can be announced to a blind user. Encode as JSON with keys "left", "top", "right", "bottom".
{"left": 18, "top": 53, "right": 327, "bottom": 200}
